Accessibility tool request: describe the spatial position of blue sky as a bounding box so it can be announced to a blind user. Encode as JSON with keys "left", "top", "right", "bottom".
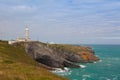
{"left": 0, "top": 0, "right": 120, "bottom": 44}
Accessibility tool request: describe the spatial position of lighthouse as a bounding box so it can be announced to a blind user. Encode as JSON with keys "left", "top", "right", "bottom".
{"left": 8, "top": 27, "right": 31, "bottom": 44}
{"left": 25, "top": 27, "right": 30, "bottom": 41}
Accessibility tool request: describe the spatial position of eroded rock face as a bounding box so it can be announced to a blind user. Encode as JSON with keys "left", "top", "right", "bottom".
{"left": 23, "top": 42, "right": 99, "bottom": 69}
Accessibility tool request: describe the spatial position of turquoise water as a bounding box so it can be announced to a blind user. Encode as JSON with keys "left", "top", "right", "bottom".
{"left": 63, "top": 45, "right": 120, "bottom": 80}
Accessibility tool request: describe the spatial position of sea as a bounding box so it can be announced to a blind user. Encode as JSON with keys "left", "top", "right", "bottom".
{"left": 53, "top": 45, "right": 120, "bottom": 80}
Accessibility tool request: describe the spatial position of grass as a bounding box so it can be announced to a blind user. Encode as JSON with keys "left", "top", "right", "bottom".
{"left": 0, "top": 41, "right": 67, "bottom": 80}
{"left": 48, "top": 44, "right": 92, "bottom": 54}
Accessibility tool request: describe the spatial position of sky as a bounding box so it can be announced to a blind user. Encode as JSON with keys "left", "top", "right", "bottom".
{"left": 0, "top": 0, "right": 120, "bottom": 44}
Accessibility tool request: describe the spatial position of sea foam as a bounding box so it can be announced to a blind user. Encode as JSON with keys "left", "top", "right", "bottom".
{"left": 94, "top": 61, "right": 97, "bottom": 63}
{"left": 82, "top": 74, "right": 91, "bottom": 78}
{"left": 80, "top": 65, "right": 86, "bottom": 68}
{"left": 99, "top": 60, "right": 102, "bottom": 62}
{"left": 51, "top": 67, "right": 71, "bottom": 76}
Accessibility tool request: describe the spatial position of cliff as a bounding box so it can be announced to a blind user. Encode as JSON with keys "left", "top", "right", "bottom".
{"left": 0, "top": 40, "right": 99, "bottom": 80}
{"left": 19, "top": 41, "right": 99, "bottom": 69}
{"left": 0, "top": 41, "right": 67, "bottom": 80}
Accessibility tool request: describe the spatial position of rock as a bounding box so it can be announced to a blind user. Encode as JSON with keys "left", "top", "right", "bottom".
{"left": 63, "top": 60, "right": 80, "bottom": 68}
{"left": 20, "top": 41, "right": 99, "bottom": 69}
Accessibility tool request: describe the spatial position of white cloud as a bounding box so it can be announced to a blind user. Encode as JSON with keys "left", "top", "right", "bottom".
{"left": 12, "top": 5, "right": 31, "bottom": 10}
{"left": 100, "top": 37, "right": 120, "bottom": 39}
{"left": 0, "top": 0, "right": 120, "bottom": 44}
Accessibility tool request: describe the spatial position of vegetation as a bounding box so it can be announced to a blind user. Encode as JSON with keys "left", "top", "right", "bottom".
{"left": 0, "top": 41, "right": 67, "bottom": 80}
{"left": 48, "top": 44, "right": 92, "bottom": 54}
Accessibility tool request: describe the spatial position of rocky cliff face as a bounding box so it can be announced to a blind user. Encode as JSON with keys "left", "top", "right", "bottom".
{"left": 20, "top": 42, "right": 99, "bottom": 69}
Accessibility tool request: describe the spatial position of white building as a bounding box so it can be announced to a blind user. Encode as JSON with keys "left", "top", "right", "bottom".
{"left": 25, "top": 27, "right": 30, "bottom": 41}
{"left": 8, "top": 40, "right": 16, "bottom": 44}
{"left": 8, "top": 27, "right": 31, "bottom": 44}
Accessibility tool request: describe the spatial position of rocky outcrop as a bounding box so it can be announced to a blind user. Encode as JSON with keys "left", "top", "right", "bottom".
{"left": 19, "top": 42, "right": 99, "bottom": 69}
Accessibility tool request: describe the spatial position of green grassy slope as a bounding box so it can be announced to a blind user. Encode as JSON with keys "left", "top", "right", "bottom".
{"left": 0, "top": 41, "right": 67, "bottom": 80}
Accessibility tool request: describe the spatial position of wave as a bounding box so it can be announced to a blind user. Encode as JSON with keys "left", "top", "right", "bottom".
{"left": 94, "top": 59, "right": 102, "bottom": 63}
{"left": 94, "top": 61, "right": 97, "bottom": 63}
{"left": 96, "top": 55, "right": 99, "bottom": 57}
{"left": 100, "top": 77, "right": 111, "bottom": 80}
{"left": 82, "top": 74, "right": 91, "bottom": 80}
{"left": 99, "top": 60, "right": 102, "bottom": 62}
{"left": 80, "top": 65, "right": 86, "bottom": 68}
{"left": 82, "top": 74, "right": 91, "bottom": 78}
{"left": 107, "top": 57, "right": 120, "bottom": 61}
{"left": 51, "top": 67, "right": 71, "bottom": 76}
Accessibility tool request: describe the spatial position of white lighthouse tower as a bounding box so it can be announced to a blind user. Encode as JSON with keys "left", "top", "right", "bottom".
{"left": 25, "top": 27, "right": 30, "bottom": 41}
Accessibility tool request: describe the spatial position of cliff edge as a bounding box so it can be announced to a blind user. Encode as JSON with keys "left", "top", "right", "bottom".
{"left": 0, "top": 41, "right": 67, "bottom": 80}
{"left": 18, "top": 41, "right": 99, "bottom": 69}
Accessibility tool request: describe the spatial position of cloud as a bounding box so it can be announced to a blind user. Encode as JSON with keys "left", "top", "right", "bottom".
{"left": 0, "top": 0, "right": 120, "bottom": 44}
{"left": 99, "top": 37, "right": 120, "bottom": 40}
{"left": 12, "top": 5, "right": 33, "bottom": 11}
